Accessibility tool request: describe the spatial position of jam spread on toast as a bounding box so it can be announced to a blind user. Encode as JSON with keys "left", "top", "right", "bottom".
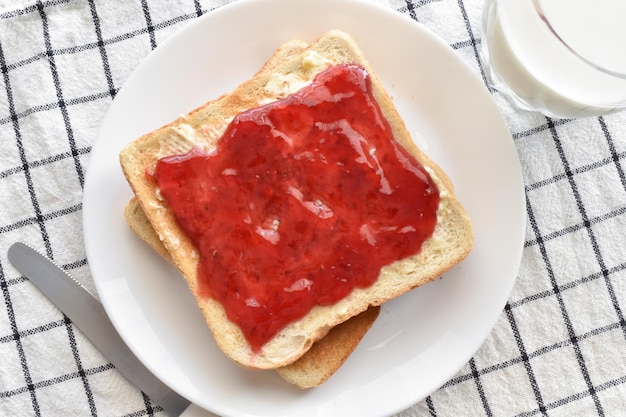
{"left": 153, "top": 64, "right": 440, "bottom": 351}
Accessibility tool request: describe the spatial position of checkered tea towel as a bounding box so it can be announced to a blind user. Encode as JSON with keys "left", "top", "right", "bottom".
{"left": 0, "top": 1, "right": 625, "bottom": 416}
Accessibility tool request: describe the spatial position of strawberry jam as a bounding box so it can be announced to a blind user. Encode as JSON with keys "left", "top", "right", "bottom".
{"left": 153, "top": 64, "right": 440, "bottom": 352}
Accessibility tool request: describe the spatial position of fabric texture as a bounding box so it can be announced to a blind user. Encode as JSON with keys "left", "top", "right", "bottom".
{"left": 1, "top": 0, "right": 625, "bottom": 416}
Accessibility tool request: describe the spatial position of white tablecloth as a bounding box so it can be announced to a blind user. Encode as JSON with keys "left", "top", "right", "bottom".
{"left": 1, "top": 0, "right": 625, "bottom": 416}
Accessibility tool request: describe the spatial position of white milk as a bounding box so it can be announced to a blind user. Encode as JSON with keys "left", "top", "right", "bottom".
{"left": 482, "top": 0, "right": 626, "bottom": 118}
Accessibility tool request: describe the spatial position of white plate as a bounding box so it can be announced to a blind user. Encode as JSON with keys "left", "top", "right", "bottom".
{"left": 83, "top": 0, "right": 525, "bottom": 416}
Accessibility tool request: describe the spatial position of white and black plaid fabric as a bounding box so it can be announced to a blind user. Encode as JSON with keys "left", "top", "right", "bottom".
{"left": 1, "top": 0, "right": 625, "bottom": 416}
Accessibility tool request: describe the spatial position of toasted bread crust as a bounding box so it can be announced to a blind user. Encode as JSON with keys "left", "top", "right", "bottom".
{"left": 276, "top": 304, "right": 381, "bottom": 388}
{"left": 119, "top": 30, "right": 473, "bottom": 369}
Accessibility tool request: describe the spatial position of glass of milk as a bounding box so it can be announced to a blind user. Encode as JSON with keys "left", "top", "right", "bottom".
{"left": 481, "top": 0, "right": 626, "bottom": 118}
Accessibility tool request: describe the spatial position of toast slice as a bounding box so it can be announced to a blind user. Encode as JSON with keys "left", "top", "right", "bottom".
{"left": 119, "top": 30, "right": 474, "bottom": 370}
{"left": 124, "top": 197, "right": 380, "bottom": 388}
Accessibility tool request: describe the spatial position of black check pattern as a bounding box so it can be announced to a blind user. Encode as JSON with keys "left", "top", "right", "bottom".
{"left": 0, "top": 0, "right": 625, "bottom": 416}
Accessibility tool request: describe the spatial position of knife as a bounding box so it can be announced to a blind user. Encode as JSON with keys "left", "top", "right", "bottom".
{"left": 7, "top": 242, "right": 215, "bottom": 417}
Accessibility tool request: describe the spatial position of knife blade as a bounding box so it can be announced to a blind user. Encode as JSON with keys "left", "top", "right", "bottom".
{"left": 7, "top": 242, "right": 214, "bottom": 417}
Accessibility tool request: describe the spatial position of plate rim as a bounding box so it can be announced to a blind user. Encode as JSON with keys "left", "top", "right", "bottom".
{"left": 83, "top": 0, "right": 525, "bottom": 416}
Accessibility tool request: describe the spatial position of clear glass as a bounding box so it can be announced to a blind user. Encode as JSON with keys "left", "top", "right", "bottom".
{"left": 481, "top": 0, "right": 626, "bottom": 119}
